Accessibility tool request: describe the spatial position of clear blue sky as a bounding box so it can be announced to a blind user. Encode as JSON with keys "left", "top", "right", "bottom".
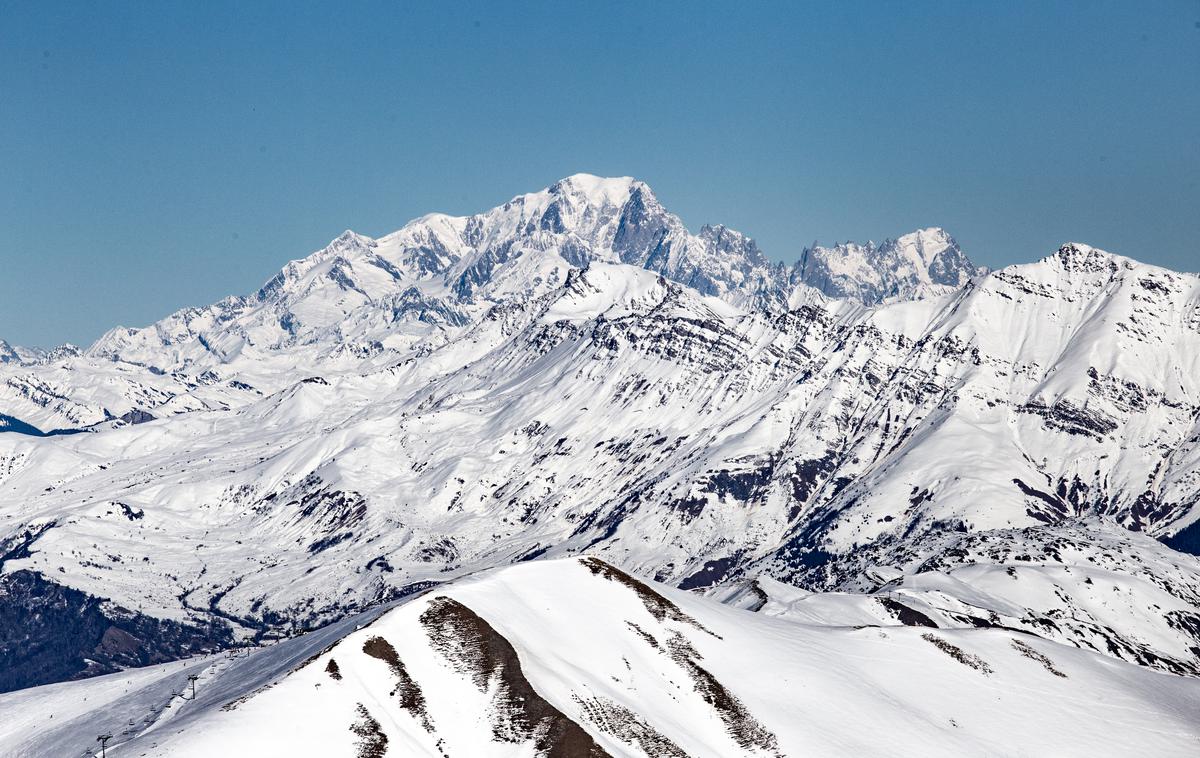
{"left": 2, "top": 1, "right": 1197, "bottom": 347}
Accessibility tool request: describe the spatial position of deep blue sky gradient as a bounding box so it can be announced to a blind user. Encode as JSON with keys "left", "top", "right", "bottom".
{"left": 2, "top": 1, "right": 1198, "bottom": 347}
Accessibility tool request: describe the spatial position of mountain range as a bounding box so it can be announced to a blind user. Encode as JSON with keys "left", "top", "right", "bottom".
{"left": 2, "top": 175, "right": 1198, "bottom": 756}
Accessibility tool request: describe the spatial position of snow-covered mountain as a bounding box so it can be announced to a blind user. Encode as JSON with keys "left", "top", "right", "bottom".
{"left": 0, "top": 339, "right": 44, "bottom": 365}
{"left": 719, "top": 519, "right": 1200, "bottom": 677}
{"left": 0, "top": 175, "right": 974, "bottom": 434}
{"left": 1, "top": 173, "right": 1199, "bottom": 743}
{"left": 4, "top": 558, "right": 1198, "bottom": 757}
{"left": 794, "top": 227, "right": 986, "bottom": 303}
{"left": 0, "top": 340, "right": 82, "bottom": 367}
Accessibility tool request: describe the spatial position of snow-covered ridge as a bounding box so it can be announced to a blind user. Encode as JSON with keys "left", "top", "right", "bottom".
{"left": 0, "top": 339, "right": 80, "bottom": 366}
{"left": 5, "top": 558, "right": 1198, "bottom": 757}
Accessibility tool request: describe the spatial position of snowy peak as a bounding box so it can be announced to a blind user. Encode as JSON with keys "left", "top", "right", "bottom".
{"left": 1054, "top": 240, "right": 1120, "bottom": 264}
{"left": 977, "top": 241, "right": 1198, "bottom": 313}
{"left": 892, "top": 227, "right": 979, "bottom": 286}
{"left": 549, "top": 172, "right": 643, "bottom": 208}
{"left": 0, "top": 340, "right": 42, "bottom": 365}
{"left": 794, "top": 226, "right": 984, "bottom": 303}
{"left": 0, "top": 340, "right": 80, "bottom": 366}
{"left": 466, "top": 172, "right": 645, "bottom": 253}
{"left": 893, "top": 227, "right": 956, "bottom": 269}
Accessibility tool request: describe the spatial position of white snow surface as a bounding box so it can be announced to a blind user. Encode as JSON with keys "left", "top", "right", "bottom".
{"left": 4, "top": 558, "right": 1198, "bottom": 758}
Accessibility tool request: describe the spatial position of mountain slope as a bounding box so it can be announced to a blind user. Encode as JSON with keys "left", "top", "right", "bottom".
{"left": 4, "top": 558, "right": 1198, "bottom": 758}
{"left": 0, "top": 339, "right": 46, "bottom": 365}
{"left": 721, "top": 519, "right": 1200, "bottom": 676}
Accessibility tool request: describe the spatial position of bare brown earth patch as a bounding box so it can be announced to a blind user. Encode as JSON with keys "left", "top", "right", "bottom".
{"left": 625, "top": 621, "right": 661, "bottom": 650}
{"left": 581, "top": 557, "right": 720, "bottom": 638}
{"left": 1011, "top": 638, "right": 1067, "bottom": 677}
{"left": 362, "top": 635, "right": 434, "bottom": 731}
{"left": 876, "top": 597, "right": 938, "bottom": 628}
{"left": 664, "top": 631, "right": 783, "bottom": 756}
{"left": 574, "top": 694, "right": 689, "bottom": 758}
{"left": 922, "top": 633, "right": 994, "bottom": 674}
{"left": 350, "top": 702, "right": 388, "bottom": 758}
{"left": 420, "top": 596, "right": 610, "bottom": 757}
{"left": 325, "top": 657, "right": 342, "bottom": 680}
